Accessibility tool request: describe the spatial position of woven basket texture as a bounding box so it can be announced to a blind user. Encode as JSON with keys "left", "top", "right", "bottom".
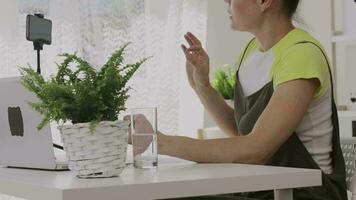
{"left": 58, "top": 121, "right": 129, "bottom": 178}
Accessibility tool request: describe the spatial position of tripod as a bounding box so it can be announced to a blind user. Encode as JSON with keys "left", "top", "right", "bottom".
{"left": 30, "top": 14, "right": 64, "bottom": 150}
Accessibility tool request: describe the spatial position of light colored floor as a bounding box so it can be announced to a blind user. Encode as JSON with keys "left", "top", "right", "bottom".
{"left": 0, "top": 194, "right": 24, "bottom": 200}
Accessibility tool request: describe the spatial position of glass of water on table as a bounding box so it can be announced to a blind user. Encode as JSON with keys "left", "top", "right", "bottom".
{"left": 130, "top": 107, "right": 158, "bottom": 169}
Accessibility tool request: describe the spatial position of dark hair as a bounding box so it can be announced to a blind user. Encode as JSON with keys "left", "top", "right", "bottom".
{"left": 281, "top": 0, "right": 300, "bottom": 18}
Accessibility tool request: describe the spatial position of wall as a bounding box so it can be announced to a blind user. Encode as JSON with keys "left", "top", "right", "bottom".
{"left": 297, "top": 0, "right": 333, "bottom": 59}
{"left": 204, "top": 0, "right": 251, "bottom": 128}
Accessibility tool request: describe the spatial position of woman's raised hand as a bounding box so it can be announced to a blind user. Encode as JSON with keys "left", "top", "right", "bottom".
{"left": 181, "top": 32, "right": 210, "bottom": 90}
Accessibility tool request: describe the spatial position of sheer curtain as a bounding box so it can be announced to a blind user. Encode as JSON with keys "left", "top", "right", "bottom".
{"left": 0, "top": 0, "right": 207, "bottom": 199}
{"left": 0, "top": 0, "right": 207, "bottom": 132}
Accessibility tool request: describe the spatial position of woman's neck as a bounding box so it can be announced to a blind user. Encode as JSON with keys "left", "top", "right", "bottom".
{"left": 252, "top": 16, "right": 295, "bottom": 52}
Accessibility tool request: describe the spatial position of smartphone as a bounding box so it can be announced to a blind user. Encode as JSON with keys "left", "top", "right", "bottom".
{"left": 26, "top": 14, "right": 52, "bottom": 45}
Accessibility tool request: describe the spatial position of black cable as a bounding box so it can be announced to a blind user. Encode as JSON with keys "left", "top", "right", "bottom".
{"left": 34, "top": 43, "right": 61, "bottom": 150}
{"left": 53, "top": 143, "right": 64, "bottom": 150}
{"left": 37, "top": 48, "right": 41, "bottom": 74}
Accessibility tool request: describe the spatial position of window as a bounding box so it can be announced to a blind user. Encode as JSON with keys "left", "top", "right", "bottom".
{"left": 0, "top": 0, "right": 207, "bottom": 145}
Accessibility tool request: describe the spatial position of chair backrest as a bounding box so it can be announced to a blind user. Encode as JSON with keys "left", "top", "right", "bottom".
{"left": 197, "top": 127, "right": 228, "bottom": 140}
{"left": 340, "top": 137, "right": 356, "bottom": 189}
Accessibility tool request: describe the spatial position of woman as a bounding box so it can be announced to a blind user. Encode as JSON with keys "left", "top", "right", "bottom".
{"left": 126, "top": 0, "right": 347, "bottom": 199}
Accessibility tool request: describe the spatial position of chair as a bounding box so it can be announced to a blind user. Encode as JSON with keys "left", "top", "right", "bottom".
{"left": 197, "top": 127, "right": 229, "bottom": 139}
{"left": 340, "top": 137, "right": 356, "bottom": 200}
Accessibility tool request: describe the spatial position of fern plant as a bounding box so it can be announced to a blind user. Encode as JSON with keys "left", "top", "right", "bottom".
{"left": 211, "top": 64, "right": 236, "bottom": 100}
{"left": 20, "top": 43, "right": 149, "bottom": 131}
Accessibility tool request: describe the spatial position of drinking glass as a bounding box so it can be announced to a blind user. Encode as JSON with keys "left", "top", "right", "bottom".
{"left": 130, "top": 107, "right": 158, "bottom": 169}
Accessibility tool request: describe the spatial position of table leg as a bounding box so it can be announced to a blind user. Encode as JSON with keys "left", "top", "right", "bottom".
{"left": 274, "top": 189, "right": 293, "bottom": 200}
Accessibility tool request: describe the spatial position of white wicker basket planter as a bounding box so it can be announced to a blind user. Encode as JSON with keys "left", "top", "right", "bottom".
{"left": 58, "top": 120, "right": 129, "bottom": 178}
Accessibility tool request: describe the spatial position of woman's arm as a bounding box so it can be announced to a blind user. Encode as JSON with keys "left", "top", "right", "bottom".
{"left": 181, "top": 32, "right": 237, "bottom": 137}
{"left": 158, "top": 78, "right": 319, "bottom": 164}
{"left": 195, "top": 84, "right": 238, "bottom": 137}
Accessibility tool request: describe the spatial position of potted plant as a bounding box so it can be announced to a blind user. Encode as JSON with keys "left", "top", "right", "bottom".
{"left": 211, "top": 64, "right": 236, "bottom": 108}
{"left": 20, "top": 43, "right": 149, "bottom": 178}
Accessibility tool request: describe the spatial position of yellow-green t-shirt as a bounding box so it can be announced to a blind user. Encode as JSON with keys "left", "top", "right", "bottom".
{"left": 236, "top": 28, "right": 333, "bottom": 173}
{"left": 237, "top": 28, "right": 330, "bottom": 99}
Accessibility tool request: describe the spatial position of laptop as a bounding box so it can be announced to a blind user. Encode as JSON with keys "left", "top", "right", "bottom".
{"left": 0, "top": 76, "right": 68, "bottom": 170}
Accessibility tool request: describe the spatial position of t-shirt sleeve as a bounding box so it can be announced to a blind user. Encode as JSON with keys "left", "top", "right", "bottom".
{"left": 272, "top": 43, "right": 330, "bottom": 99}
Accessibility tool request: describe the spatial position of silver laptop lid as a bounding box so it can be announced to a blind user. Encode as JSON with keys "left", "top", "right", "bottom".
{"left": 0, "top": 76, "right": 57, "bottom": 169}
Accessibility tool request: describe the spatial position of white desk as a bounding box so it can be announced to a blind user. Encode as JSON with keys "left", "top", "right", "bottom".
{"left": 0, "top": 157, "right": 321, "bottom": 200}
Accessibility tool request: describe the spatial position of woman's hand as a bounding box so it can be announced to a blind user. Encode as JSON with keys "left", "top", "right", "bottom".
{"left": 123, "top": 115, "right": 153, "bottom": 154}
{"left": 181, "top": 32, "right": 210, "bottom": 90}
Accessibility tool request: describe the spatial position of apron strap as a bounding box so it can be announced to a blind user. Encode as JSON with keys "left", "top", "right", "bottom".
{"left": 294, "top": 42, "right": 341, "bottom": 147}
{"left": 236, "top": 38, "right": 256, "bottom": 74}
{"left": 294, "top": 41, "right": 335, "bottom": 101}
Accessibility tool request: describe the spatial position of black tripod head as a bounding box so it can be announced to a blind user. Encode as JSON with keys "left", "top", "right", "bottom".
{"left": 25, "top": 14, "right": 52, "bottom": 74}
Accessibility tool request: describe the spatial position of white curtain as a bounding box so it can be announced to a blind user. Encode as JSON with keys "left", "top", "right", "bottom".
{"left": 0, "top": 0, "right": 207, "bottom": 199}
{"left": 0, "top": 0, "right": 207, "bottom": 133}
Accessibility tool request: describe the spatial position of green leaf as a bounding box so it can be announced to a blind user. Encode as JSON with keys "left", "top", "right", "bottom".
{"left": 19, "top": 43, "right": 150, "bottom": 132}
{"left": 211, "top": 64, "right": 236, "bottom": 100}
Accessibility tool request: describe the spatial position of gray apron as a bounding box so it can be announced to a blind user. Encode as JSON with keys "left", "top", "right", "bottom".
{"left": 233, "top": 40, "right": 347, "bottom": 200}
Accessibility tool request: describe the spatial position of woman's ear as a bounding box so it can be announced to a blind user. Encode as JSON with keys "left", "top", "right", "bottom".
{"left": 256, "top": 0, "right": 273, "bottom": 12}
